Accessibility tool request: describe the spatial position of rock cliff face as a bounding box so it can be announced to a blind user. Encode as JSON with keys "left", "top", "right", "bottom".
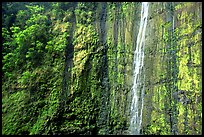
{"left": 2, "top": 2, "right": 202, "bottom": 135}
{"left": 143, "top": 2, "right": 202, "bottom": 135}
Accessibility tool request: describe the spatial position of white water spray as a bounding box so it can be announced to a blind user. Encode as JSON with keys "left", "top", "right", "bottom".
{"left": 129, "top": 2, "right": 149, "bottom": 135}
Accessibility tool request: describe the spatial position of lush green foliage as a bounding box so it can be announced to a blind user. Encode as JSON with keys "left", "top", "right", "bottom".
{"left": 2, "top": 2, "right": 202, "bottom": 135}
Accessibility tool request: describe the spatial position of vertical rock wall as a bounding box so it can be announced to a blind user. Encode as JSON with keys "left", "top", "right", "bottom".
{"left": 143, "top": 2, "right": 202, "bottom": 135}
{"left": 2, "top": 2, "right": 202, "bottom": 135}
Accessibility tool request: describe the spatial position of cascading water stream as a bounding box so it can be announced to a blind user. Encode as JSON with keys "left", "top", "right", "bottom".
{"left": 129, "top": 2, "right": 149, "bottom": 135}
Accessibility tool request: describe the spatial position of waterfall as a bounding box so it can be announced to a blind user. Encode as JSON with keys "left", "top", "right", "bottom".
{"left": 129, "top": 2, "right": 149, "bottom": 135}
